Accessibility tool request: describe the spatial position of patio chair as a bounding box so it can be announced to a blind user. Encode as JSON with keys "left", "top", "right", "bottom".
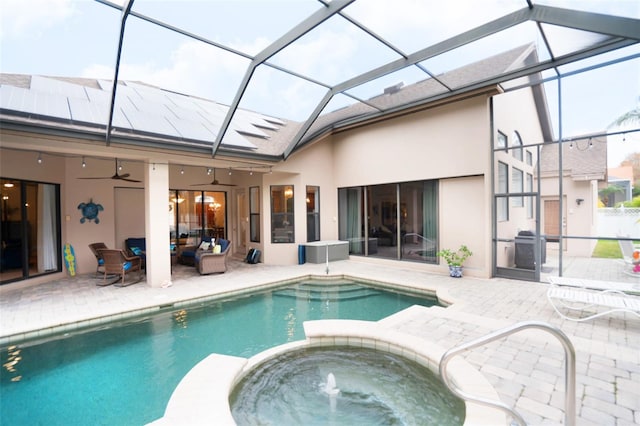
{"left": 618, "top": 239, "right": 636, "bottom": 264}
{"left": 547, "top": 280, "right": 640, "bottom": 322}
{"left": 88, "top": 242, "right": 108, "bottom": 277}
{"left": 617, "top": 238, "right": 640, "bottom": 277}
{"left": 99, "top": 249, "right": 143, "bottom": 287}
{"left": 178, "top": 236, "right": 214, "bottom": 266}
{"left": 195, "top": 239, "right": 231, "bottom": 275}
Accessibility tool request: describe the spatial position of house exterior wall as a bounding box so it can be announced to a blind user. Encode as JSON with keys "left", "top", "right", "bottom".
{"left": 261, "top": 138, "right": 338, "bottom": 265}
{"left": 0, "top": 148, "right": 147, "bottom": 280}
{"left": 1, "top": 85, "right": 545, "bottom": 282}
{"left": 539, "top": 174, "right": 598, "bottom": 256}
{"left": 324, "top": 96, "right": 492, "bottom": 277}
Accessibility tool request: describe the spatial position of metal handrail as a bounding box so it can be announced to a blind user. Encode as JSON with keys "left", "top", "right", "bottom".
{"left": 439, "top": 321, "right": 576, "bottom": 426}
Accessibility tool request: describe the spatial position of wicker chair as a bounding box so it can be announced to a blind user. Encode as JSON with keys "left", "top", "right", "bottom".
{"left": 99, "top": 249, "right": 143, "bottom": 286}
{"left": 195, "top": 241, "right": 232, "bottom": 275}
{"left": 88, "top": 242, "right": 108, "bottom": 277}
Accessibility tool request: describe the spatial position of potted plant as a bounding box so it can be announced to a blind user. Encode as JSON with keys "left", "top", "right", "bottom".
{"left": 437, "top": 245, "right": 473, "bottom": 278}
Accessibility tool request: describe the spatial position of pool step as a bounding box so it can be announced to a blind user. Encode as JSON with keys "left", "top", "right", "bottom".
{"left": 274, "top": 283, "right": 379, "bottom": 301}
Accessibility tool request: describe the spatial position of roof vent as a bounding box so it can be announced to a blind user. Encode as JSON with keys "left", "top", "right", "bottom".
{"left": 383, "top": 82, "right": 404, "bottom": 95}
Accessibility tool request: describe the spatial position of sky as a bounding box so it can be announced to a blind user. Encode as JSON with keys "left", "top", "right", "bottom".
{"left": 1, "top": 0, "right": 639, "bottom": 166}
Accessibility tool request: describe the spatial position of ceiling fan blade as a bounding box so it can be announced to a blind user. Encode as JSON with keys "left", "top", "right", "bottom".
{"left": 77, "top": 176, "right": 112, "bottom": 180}
{"left": 190, "top": 180, "right": 236, "bottom": 187}
{"left": 115, "top": 173, "right": 131, "bottom": 179}
{"left": 120, "top": 178, "right": 142, "bottom": 183}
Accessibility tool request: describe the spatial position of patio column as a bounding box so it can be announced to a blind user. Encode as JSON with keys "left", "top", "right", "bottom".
{"left": 145, "top": 162, "right": 172, "bottom": 287}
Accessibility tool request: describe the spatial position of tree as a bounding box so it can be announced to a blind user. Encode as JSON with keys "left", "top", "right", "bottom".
{"left": 609, "top": 107, "right": 640, "bottom": 128}
{"left": 598, "top": 185, "right": 624, "bottom": 207}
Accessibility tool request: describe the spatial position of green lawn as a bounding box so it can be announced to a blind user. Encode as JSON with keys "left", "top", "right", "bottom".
{"left": 591, "top": 240, "right": 622, "bottom": 258}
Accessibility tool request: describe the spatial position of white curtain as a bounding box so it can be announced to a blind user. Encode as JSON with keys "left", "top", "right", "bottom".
{"left": 37, "top": 184, "right": 57, "bottom": 271}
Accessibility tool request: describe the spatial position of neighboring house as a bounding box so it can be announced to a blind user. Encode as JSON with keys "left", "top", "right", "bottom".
{"left": 0, "top": 44, "right": 601, "bottom": 285}
{"left": 537, "top": 135, "right": 608, "bottom": 257}
{"left": 606, "top": 165, "right": 634, "bottom": 206}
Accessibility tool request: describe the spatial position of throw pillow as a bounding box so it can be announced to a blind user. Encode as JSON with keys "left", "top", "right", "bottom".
{"left": 213, "top": 245, "right": 221, "bottom": 254}
{"left": 131, "top": 247, "right": 142, "bottom": 256}
{"left": 198, "top": 241, "right": 210, "bottom": 251}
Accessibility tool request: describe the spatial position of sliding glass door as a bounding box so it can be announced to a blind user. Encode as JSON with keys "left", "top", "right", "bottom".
{"left": 1, "top": 179, "right": 61, "bottom": 284}
{"left": 338, "top": 180, "right": 438, "bottom": 263}
{"left": 169, "top": 190, "right": 226, "bottom": 251}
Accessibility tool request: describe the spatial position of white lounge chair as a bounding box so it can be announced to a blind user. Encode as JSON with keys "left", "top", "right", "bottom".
{"left": 547, "top": 278, "right": 640, "bottom": 322}
{"left": 617, "top": 238, "right": 640, "bottom": 278}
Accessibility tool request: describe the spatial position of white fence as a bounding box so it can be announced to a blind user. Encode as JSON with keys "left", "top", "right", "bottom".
{"left": 597, "top": 208, "right": 640, "bottom": 238}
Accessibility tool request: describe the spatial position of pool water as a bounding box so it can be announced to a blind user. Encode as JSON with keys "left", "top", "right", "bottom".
{"left": 0, "top": 280, "right": 438, "bottom": 425}
{"left": 231, "top": 346, "right": 465, "bottom": 426}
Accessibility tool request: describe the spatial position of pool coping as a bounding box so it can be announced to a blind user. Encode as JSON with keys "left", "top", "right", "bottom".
{"left": 0, "top": 273, "right": 449, "bottom": 347}
{"left": 150, "top": 319, "right": 505, "bottom": 426}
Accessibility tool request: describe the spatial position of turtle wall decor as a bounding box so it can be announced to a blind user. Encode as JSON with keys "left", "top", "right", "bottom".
{"left": 77, "top": 199, "right": 104, "bottom": 224}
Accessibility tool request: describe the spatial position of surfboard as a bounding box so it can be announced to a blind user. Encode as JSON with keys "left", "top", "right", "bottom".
{"left": 63, "top": 243, "right": 77, "bottom": 276}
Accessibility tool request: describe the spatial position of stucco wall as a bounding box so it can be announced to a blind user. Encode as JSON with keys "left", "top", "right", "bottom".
{"left": 260, "top": 139, "right": 338, "bottom": 265}
{"left": 0, "top": 149, "right": 147, "bottom": 277}
{"left": 326, "top": 96, "right": 492, "bottom": 277}
{"left": 332, "top": 98, "right": 490, "bottom": 186}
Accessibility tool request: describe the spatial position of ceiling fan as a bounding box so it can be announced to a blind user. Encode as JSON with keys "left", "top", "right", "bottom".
{"left": 77, "top": 158, "right": 141, "bottom": 183}
{"left": 191, "top": 168, "right": 236, "bottom": 187}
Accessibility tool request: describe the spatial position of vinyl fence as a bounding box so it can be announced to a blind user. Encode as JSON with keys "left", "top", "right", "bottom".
{"left": 597, "top": 207, "right": 640, "bottom": 238}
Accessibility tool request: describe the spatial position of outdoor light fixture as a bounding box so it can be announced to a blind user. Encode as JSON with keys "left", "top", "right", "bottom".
{"left": 207, "top": 168, "right": 212, "bottom": 175}
{"left": 82, "top": 157, "right": 86, "bottom": 168}
{"left": 37, "top": 153, "right": 43, "bottom": 164}
{"left": 180, "top": 168, "right": 185, "bottom": 175}
{"left": 576, "top": 198, "right": 584, "bottom": 206}
{"left": 118, "top": 161, "right": 123, "bottom": 171}
{"left": 250, "top": 168, "right": 253, "bottom": 176}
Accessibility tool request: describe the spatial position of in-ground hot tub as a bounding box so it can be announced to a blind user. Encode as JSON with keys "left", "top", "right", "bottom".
{"left": 154, "top": 320, "right": 505, "bottom": 425}
{"left": 230, "top": 345, "right": 464, "bottom": 425}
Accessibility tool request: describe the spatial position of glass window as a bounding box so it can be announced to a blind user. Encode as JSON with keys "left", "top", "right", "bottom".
{"left": 339, "top": 180, "right": 438, "bottom": 263}
{"left": 497, "top": 130, "right": 508, "bottom": 151}
{"left": 306, "top": 186, "right": 320, "bottom": 242}
{"left": 512, "top": 168, "right": 523, "bottom": 207}
{"left": 512, "top": 131, "right": 523, "bottom": 161}
{"left": 526, "top": 150, "right": 533, "bottom": 166}
{"left": 400, "top": 180, "right": 438, "bottom": 263}
{"left": 249, "top": 187, "right": 260, "bottom": 243}
{"left": 369, "top": 184, "right": 399, "bottom": 260}
{"left": 526, "top": 173, "right": 534, "bottom": 219}
{"left": 198, "top": 191, "right": 226, "bottom": 240}
{"left": 338, "top": 187, "right": 365, "bottom": 254}
{"left": 271, "top": 185, "right": 294, "bottom": 243}
{"left": 1, "top": 179, "right": 61, "bottom": 284}
{"left": 497, "top": 162, "right": 509, "bottom": 221}
{"left": 170, "top": 189, "right": 226, "bottom": 251}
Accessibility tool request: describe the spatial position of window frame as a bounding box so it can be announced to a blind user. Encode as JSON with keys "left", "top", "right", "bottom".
{"left": 270, "top": 185, "right": 294, "bottom": 244}
{"left": 306, "top": 185, "right": 320, "bottom": 242}
{"left": 497, "top": 161, "right": 509, "bottom": 221}
{"left": 512, "top": 131, "right": 523, "bottom": 161}
{"left": 249, "top": 186, "right": 260, "bottom": 243}
{"left": 497, "top": 130, "right": 508, "bottom": 151}
{"left": 512, "top": 167, "right": 524, "bottom": 207}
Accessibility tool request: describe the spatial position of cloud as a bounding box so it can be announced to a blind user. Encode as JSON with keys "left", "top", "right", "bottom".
{"left": 0, "top": 0, "right": 75, "bottom": 40}
{"left": 82, "top": 40, "right": 252, "bottom": 105}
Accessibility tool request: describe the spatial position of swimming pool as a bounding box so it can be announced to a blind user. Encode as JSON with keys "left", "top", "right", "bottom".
{"left": 0, "top": 279, "right": 438, "bottom": 425}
